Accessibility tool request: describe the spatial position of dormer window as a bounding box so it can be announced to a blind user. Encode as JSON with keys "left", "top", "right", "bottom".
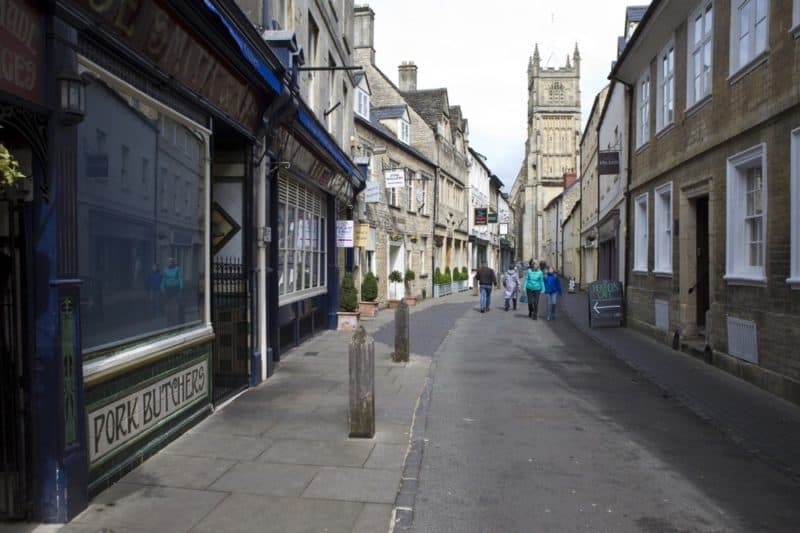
{"left": 355, "top": 88, "right": 369, "bottom": 119}
{"left": 399, "top": 119, "right": 410, "bottom": 144}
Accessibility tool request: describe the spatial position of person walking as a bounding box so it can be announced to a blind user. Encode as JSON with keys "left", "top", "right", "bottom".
{"left": 523, "top": 259, "right": 544, "bottom": 320}
{"left": 544, "top": 268, "right": 563, "bottom": 321}
{"left": 502, "top": 265, "right": 520, "bottom": 312}
{"left": 476, "top": 262, "right": 497, "bottom": 313}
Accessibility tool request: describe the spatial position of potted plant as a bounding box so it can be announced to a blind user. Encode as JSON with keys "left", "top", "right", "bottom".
{"left": 359, "top": 271, "right": 380, "bottom": 318}
{"left": 403, "top": 269, "right": 417, "bottom": 305}
{"left": 337, "top": 271, "right": 360, "bottom": 331}
{"left": 0, "top": 144, "right": 29, "bottom": 201}
{"left": 388, "top": 270, "right": 403, "bottom": 308}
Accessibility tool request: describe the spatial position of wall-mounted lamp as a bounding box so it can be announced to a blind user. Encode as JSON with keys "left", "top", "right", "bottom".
{"left": 57, "top": 71, "right": 87, "bottom": 126}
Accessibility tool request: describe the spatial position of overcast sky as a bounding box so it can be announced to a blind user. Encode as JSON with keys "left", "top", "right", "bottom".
{"left": 362, "top": 0, "right": 647, "bottom": 189}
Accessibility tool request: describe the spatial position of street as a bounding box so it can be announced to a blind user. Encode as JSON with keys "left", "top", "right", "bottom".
{"left": 383, "top": 294, "right": 800, "bottom": 533}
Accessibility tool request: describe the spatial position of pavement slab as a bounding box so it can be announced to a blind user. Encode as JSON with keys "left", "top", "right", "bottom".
{"left": 302, "top": 466, "right": 400, "bottom": 504}
{"left": 208, "top": 461, "right": 319, "bottom": 497}
{"left": 364, "top": 443, "right": 408, "bottom": 470}
{"left": 121, "top": 453, "right": 236, "bottom": 490}
{"left": 259, "top": 438, "right": 375, "bottom": 467}
{"left": 162, "top": 430, "right": 271, "bottom": 461}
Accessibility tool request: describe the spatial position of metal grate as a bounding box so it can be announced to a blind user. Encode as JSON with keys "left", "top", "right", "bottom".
{"left": 211, "top": 257, "right": 250, "bottom": 404}
{"left": 726, "top": 316, "right": 759, "bottom": 364}
{"left": 654, "top": 299, "right": 669, "bottom": 332}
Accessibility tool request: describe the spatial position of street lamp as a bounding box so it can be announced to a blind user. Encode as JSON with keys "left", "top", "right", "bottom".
{"left": 57, "top": 70, "right": 87, "bottom": 126}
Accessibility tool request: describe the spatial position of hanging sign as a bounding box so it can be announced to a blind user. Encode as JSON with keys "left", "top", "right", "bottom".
{"left": 336, "top": 220, "right": 354, "bottom": 248}
{"left": 0, "top": 0, "right": 44, "bottom": 106}
{"left": 354, "top": 223, "right": 370, "bottom": 248}
{"left": 598, "top": 151, "right": 620, "bottom": 175}
{"left": 474, "top": 208, "right": 487, "bottom": 225}
{"left": 499, "top": 223, "right": 508, "bottom": 236}
{"left": 384, "top": 168, "right": 405, "bottom": 189}
{"left": 487, "top": 212, "right": 498, "bottom": 223}
{"left": 364, "top": 181, "right": 381, "bottom": 203}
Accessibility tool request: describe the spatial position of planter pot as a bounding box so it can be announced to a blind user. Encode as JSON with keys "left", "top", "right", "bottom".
{"left": 403, "top": 296, "right": 417, "bottom": 306}
{"left": 358, "top": 301, "right": 379, "bottom": 318}
{"left": 387, "top": 299, "right": 400, "bottom": 309}
{"left": 337, "top": 311, "right": 360, "bottom": 331}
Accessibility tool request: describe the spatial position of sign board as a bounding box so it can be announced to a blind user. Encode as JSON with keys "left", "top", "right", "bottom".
{"left": 598, "top": 151, "right": 620, "bottom": 175}
{"left": 336, "top": 220, "right": 354, "bottom": 248}
{"left": 487, "top": 212, "right": 498, "bottom": 223}
{"left": 87, "top": 360, "right": 208, "bottom": 463}
{"left": 364, "top": 181, "right": 381, "bottom": 203}
{"left": 354, "top": 223, "right": 370, "bottom": 248}
{"left": 0, "top": 0, "right": 44, "bottom": 106}
{"left": 499, "top": 223, "right": 508, "bottom": 236}
{"left": 474, "top": 208, "right": 487, "bottom": 225}
{"left": 384, "top": 168, "right": 405, "bottom": 189}
{"left": 587, "top": 280, "right": 624, "bottom": 328}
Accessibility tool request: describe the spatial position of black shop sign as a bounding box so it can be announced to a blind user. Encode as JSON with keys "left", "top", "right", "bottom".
{"left": 587, "top": 280, "right": 624, "bottom": 328}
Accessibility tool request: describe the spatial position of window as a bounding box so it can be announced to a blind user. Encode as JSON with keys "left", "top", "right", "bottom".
{"left": 387, "top": 161, "right": 400, "bottom": 207}
{"left": 656, "top": 42, "right": 675, "bottom": 132}
{"left": 355, "top": 88, "right": 369, "bottom": 119}
{"left": 636, "top": 71, "right": 650, "bottom": 147}
{"left": 417, "top": 177, "right": 427, "bottom": 214}
{"left": 794, "top": 0, "right": 800, "bottom": 30}
{"left": 634, "top": 193, "right": 649, "bottom": 272}
{"left": 399, "top": 119, "right": 410, "bottom": 144}
{"left": 726, "top": 144, "right": 767, "bottom": 283}
{"left": 307, "top": 13, "right": 319, "bottom": 110}
{"left": 77, "top": 67, "right": 209, "bottom": 353}
{"left": 654, "top": 183, "right": 673, "bottom": 274}
{"left": 730, "top": 0, "right": 768, "bottom": 74}
{"left": 420, "top": 237, "right": 427, "bottom": 274}
{"left": 789, "top": 129, "right": 800, "bottom": 286}
{"left": 688, "top": 3, "right": 713, "bottom": 107}
{"left": 277, "top": 177, "right": 327, "bottom": 302}
{"left": 406, "top": 178, "right": 413, "bottom": 211}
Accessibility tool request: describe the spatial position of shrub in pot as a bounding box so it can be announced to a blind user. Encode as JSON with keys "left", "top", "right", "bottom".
{"left": 339, "top": 272, "right": 358, "bottom": 312}
{"left": 361, "top": 271, "right": 378, "bottom": 302}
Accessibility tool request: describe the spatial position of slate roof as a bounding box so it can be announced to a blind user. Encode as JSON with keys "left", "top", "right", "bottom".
{"left": 401, "top": 88, "right": 448, "bottom": 130}
{"left": 371, "top": 105, "right": 407, "bottom": 121}
{"left": 356, "top": 114, "right": 435, "bottom": 168}
{"left": 626, "top": 6, "right": 648, "bottom": 23}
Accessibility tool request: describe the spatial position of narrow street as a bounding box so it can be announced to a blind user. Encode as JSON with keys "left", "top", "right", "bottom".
{"left": 394, "top": 294, "right": 800, "bottom": 533}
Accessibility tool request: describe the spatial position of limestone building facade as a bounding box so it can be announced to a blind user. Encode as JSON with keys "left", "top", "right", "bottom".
{"left": 514, "top": 44, "right": 582, "bottom": 262}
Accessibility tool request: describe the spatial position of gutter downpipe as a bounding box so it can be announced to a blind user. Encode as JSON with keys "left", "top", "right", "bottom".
{"left": 608, "top": 73, "right": 634, "bottom": 327}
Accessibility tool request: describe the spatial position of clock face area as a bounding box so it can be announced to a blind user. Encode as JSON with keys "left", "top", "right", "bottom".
{"left": 547, "top": 81, "right": 566, "bottom": 104}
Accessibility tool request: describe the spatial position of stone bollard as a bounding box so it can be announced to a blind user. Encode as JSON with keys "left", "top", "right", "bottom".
{"left": 393, "top": 300, "right": 409, "bottom": 363}
{"left": 349, "top": 326, "right": 375, "bottom": 438}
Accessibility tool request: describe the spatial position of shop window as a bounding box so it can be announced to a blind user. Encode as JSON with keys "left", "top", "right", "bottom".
{"left": 77, "top": 67, "right": 209, "bottom": 353}
{"left": 725, "top": 144, "right": 767, "bottom": 283}
{"left": 277, "top": 176, "right": 327, "bottom": 304}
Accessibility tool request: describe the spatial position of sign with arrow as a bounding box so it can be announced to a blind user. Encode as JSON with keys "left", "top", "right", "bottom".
{"left": 587, "top": 280, "right": 624, "bottom": 328}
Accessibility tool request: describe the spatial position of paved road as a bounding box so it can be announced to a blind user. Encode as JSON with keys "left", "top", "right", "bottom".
{"left": 372, "top": 301, "right": 474, "bottom": 357}
{"left": 403, "top": 299, "right": 800, "bottom": 532}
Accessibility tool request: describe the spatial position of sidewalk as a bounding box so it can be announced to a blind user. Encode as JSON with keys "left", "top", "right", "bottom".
{"left": 15, "top": 300, "right": 435, "bottom": 533}
{"left": 560, "top": 289, "right": 800, "bottom": 484}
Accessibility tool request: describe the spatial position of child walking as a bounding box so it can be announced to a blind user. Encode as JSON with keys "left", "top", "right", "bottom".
{"left": 543, "top": 268, "right": 563, "bottom": 321}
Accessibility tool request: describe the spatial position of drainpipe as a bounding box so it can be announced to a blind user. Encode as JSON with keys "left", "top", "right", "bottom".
{"left": 431, "top": 167, "right": 439, "bottom": 296}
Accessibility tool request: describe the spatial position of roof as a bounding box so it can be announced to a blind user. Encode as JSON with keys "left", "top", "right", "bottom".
{"left": 371, "top": 105, "right": 407, "bottom": 121}
{"left": 626, "top": 5, "right": 648, "bottom": 23}
{"left": 355, "top": 114, "right": 436, "bottom": 169}
{"left": 402, "top": 88, "right": 449, "bottom": 130}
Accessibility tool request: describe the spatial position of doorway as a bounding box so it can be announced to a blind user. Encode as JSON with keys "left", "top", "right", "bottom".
{"left": 694, "top": 197, "right": 710, "bottom": 330}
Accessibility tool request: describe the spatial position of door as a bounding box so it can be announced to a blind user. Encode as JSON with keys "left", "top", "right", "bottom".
{"left": 695, "top": 197, "right": 710, "bottom": 328}
{"left": 0, "top": 201, "right": 27, "bottom": 520}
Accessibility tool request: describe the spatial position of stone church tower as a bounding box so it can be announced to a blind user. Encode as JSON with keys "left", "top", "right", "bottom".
{"left": 519, "top": 44, "right": 581, "bottom": 262}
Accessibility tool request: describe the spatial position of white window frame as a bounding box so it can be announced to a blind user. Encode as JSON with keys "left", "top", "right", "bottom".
{"left": 789, "top": 128, "right": 800, "bottom": 287}
{"left": 399, "top": 119, "right": 410, "bottom": 144}
{"left": 636, "top": 71, "right": 650, "bottom": 148}
{"left": 634, "top": 193, "right": 649, "bottom": 272}
{"left": 355, "top": 88, "right": 369, "bottom": 119}
{"left": 656, "top": 40, "right": 675, "bottom": 132}
{"left": 729, "top": 0, "right": 769, "bottom": 76}
{"left": 793, "top": 0, "right": 800, "bottom": 32}
{"left": 405, "top": 178, "right": 413, "bottom": 211}
{"left": 653, "top": 182, "right": 673, "bottom": 274}
{"left": 687, "top": 2, "right": 713, "bottom": 108}
{"left": 725, "top": 144, "right": 767, "bottom": 284}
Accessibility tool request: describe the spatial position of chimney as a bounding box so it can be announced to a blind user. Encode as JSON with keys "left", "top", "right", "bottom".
{"left": 398, "top": 61, "right": 417, "bottom": 91}
{"left": 354, "top": 6, "right": 375, "bottom": 64}
{"left": 563, "top": 171, "right": 577, "bottom": 189}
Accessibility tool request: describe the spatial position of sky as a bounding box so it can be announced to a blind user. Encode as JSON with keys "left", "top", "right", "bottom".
{"left": 363, "top": 0, "right": 647, "bottom": 189}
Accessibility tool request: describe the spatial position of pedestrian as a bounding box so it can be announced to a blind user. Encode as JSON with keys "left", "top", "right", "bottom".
{"left": 161, "top": 257, "right": 183, "bottom": 325}
{"left": 147, "top": 263, "right": 162, "bottom": 315}
{"left": 502, "top": 265, "right": 520, "bottom": 312}
{"left": 476, "top": 261, "right": 497, "bottom": 313}
{"left": 544, "top": 268, "right": 563, "bottom": 321}
{"left": 524, "top": 259, "right": 544, "bottom": 320}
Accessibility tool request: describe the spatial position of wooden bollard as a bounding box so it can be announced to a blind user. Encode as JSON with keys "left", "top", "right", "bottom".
{"left": 349, "top": 326, "right": 375, "bottom": 438}
{"left": 393, "top": 300, "right": 409, "bottom": 363}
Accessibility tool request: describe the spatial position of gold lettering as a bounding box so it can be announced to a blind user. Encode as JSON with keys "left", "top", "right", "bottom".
{"left": 88, "top": 0, "right": 116, "bottom": 13}
{"left": 145, "top": 8, "right": 170, "bottom": 57}
{"left": 113, "top": 0, "right": 140, "bottom": 37}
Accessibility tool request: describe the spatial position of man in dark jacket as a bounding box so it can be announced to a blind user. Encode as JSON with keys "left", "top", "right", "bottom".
{"left": 476, "top": 262, "right": 497, "bottom": 313}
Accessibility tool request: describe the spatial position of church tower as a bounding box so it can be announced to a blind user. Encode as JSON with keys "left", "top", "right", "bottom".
{"left": 520, "top": 44, "right": 581, "bottom": 261}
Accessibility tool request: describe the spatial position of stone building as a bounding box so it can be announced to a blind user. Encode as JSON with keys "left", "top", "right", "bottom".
{"left": 542, "top": 173, "right": 580, "bottom": 275}
{"left": 467, "top": 147, "right": 504, "bottom": 274}
{"left": 612, "top": 0, "right": 800, "bottom": 404}
{"left": 579, "top": 85, "right": 609, "bottom": 287}
{"left": 513, "top": 44, "right": 582, "bottom": 262}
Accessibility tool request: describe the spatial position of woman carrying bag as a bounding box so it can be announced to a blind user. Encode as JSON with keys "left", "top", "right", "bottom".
{"left": 524, "top": 259, "right": 544, "bottom": 320}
